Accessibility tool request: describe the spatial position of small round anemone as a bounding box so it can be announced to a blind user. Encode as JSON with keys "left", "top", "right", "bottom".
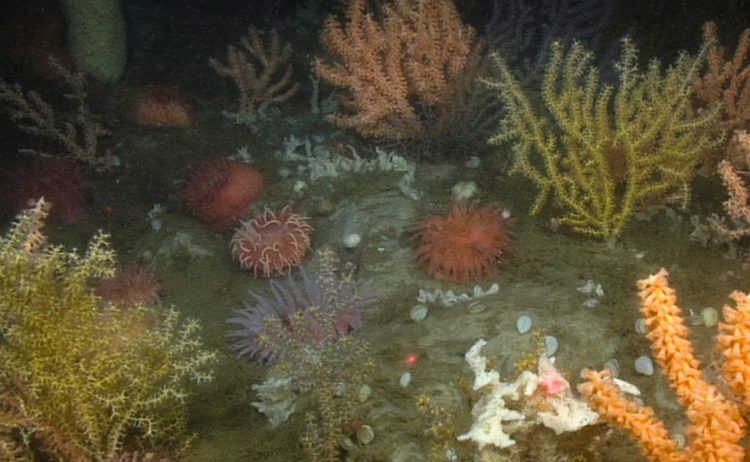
{"left": 226, "top": 261, "right": 375, "bottom": 363}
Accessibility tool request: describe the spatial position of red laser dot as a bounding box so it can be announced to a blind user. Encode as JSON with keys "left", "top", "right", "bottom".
{"left": 406, "top": 354, "right": 419, "bottom": 365}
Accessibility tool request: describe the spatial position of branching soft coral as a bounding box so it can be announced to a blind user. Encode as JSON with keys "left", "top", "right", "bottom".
{"left": 487, "top": 38, "right": 722, "bottom": 240}
{"left": 0, "top": 199, "right": 216, "bottom": 461}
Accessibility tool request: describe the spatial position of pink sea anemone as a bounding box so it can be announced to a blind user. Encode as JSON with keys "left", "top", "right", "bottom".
{"left": 226, "top": 254, "right": 375, "bottom": 363}
{"left": 230, "top": 206, "right": 312, "bottom": 277}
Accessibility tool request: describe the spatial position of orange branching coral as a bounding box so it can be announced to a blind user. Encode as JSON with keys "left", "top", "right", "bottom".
{"left": 579, "top": 268, "right": 749, "bottom": 462}
{"left": 724, "top": 129, "right": 750, "bottom": 170}
{"left": 717, "top": 290, "right": 750, "bottom": 409}
{"left": 708, "top": 130, "right": 750, "bottom": 269}
{"left": 694, "top": 21, "right": 750, "bottom": 130}
{"left": 210, "top": 27, "right": 299, "bottom": 124}
{"left": 709, "top": 132, "right": 750, "bottom": 265}
{"left": 715, "top": 157, "right": 750, "bottom": 240}
{"left": 578, "top": 369, "right": 684, "bottom": 462}
{"left": 314, "top": 0, "right": 484, "bottom": 141}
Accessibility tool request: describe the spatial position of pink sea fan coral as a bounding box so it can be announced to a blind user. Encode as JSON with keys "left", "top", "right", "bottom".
{"left": 226, "top": 250, "right": 375, "bottom": 363}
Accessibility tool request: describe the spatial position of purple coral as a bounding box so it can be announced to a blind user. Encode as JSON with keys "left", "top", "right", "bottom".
{"left": 226, "top": 259, "right": 375, "bottom": 363}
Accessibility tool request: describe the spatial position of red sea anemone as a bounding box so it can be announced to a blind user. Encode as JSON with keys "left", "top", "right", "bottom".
{"left": 180, "top": 157, "right": 265, "bottom": 231}
{"left": 96, "top": 264, "right": 162, "bottom": 307}
{"left": 230, "top": 206, "right": 312, "bottom": 277}
{"left": 127, "top": 85, "right": 196, "bottom": 128}
{"left": 415, "top": 203, "right": 512, "bottom": 282}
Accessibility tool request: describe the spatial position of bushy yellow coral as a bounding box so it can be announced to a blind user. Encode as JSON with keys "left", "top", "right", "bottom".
{"left": 0, "top": 199, "right": 216, "bottom": 461}
{"left": 487, "top": 38, "right": 722, "bottom": 240}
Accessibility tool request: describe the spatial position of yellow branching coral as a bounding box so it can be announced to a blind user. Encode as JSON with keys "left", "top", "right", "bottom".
{"left": 0, "top": 199, "right": 216, "bottom": 461}
{"left": 487, "top": 39, "right": 722, "bottom": 240}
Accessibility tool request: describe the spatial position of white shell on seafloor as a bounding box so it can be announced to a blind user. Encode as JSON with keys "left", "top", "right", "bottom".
{"left": 603, "top": 359, "right": 621, "bottom": 377}
{"left": 450, "top": 180, "right": 479, "bottom": 202}
{"left": 292, "top": 180, "right": 307, "bottom": 195}
{"left": 516, "top": 315, "right": 532, "bottom": 334}
{"left": 357, "top": 384, "right": 372, "bottom": 403}
{"left": 399, "top": 371, "right": 412, "bottom": 388}
{"left": 410, "top": 304, "right": 428, "bottom": 322}
{"left": 544, "top": 335, "right": 558, "bottom": 356}
{"left": 467, "top": 301, "right": 485, "bottom": 314}
{"left": 357, "top": 424, "right": 375, "bottom": 445}
{"left": 343, "top": 233, "right": 361, "bottom": 249}
{"left": 634, "top": 356, "right": 654, "bottom": 376}
{"left": 700, "top": 307, "right": 720, "bottom": 328}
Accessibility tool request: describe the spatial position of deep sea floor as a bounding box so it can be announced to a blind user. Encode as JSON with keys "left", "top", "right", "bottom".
{"left": 56, "top": 111, "right": 746, "bottom": 461}
{"left": 2, "top": 2, "right": 750, "bottom": 460}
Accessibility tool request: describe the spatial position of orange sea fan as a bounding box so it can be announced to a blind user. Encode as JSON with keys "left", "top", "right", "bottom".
{"left": 578, "top": 368, "right": 684, "bottom": 462}
{"left": 718, "top": 290, "right": 750, "bottom": 408}
{"left": 580, "top": 268, "right": 749, "bottom": 462}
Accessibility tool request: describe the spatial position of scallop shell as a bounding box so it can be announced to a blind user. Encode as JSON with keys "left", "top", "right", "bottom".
{"left": 544, "top": 335, "right": 559, "bottom": 356}
{"left": 635, "top": 355, "right": 654, "bottom": 376}
{"left": 399, "top": 371, "right": 412, "bottom": 388}
{"left": 357, "top": 425, "right": 375, "bottom": 445}
{"left": 410, "top": 304, "right": 428, "bottom": 322}
{"left": 343, "top": 233, "right": 362, "bottom": 249}
{"left": 603, "top": 359, "right": 621, "bottom": 377}
{"left": 357, "top": 384, "right": 372, "bottom": 403}
{"left": 701, "top": 307, "right": 719, "bottom": 328}
{"left": 467, "top": 301, "right": 485, "bottom": 314}
{"left": 516, "top": 315, "right": 532, "bottom": 334}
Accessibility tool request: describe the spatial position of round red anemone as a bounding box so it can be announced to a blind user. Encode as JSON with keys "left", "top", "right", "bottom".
{"left": 415, "top": 204, "right": 512, "bottom": 282}
{"left": 180, "top": 157, "right": 264, "bottom": 231}
{"left": 127, "top": 85, "right": 196, "bottom": 128}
